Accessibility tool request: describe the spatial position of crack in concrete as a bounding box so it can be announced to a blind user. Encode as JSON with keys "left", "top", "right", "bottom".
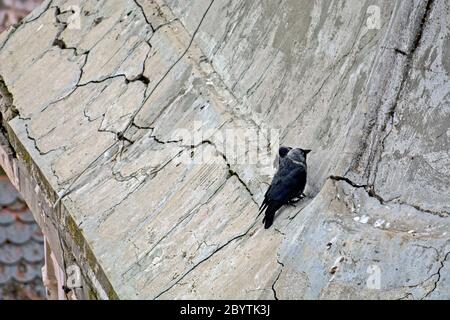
{"left": 52, "top": 6, "right": 86, "bottom": 56}
{"left": 99, "top": 150, "right": 187, "bottom": 220}
{"left": 2, "top": 75, "right": 67, "bottom": 187}
{"left": 399, "top": 248, "right": 450, "bottom": 299}
{"left": 423, "top": 250, "right": 450, "bottom": 299}
{"left": 368, "top": 0, "right": 436, "bottom": 186}
{"left": 39, "top": 51, "right": 89, "bottom": 114}
{"left": 1, "top": 0, "right": 446, "bottom": 300}
{"left": 330, "top": 175, "right": 384, "bottom": 202}
{"left": 41, "top": 1, "right": 264, "bottom": 220}
{"left": 49, "top": 0, "right": 217, "bottom": 207}
{"left": 0, "top": 0, "right": 54, "bottom": 52}
{"left": 188, "top": 139, "right": 258, "bottom": 205}
{"left": 129, "top": 118, "right": 257, "bottom": 203}
{"left": 1, "top": 47, "right": 87, "bottom": 295}
{"left": 115, "top": 138, "right": 263, "bottom": 296}
{"left": 132, "top": 0, "right": 180, "bottom": 34}
{"left": 52, "top": 142, "right": 119, "bottom": 208}
{"left": 104, "top": 121, "right": 264, "bottom": 227}
{"left": 132, "top": 0, "right": 156, "bottom": 32}
{"left": 97, "top": 165, "right": 161, "bottom": 225}
{"left": 21, "top": 46, "right": 148, "bottom": 159}
{"left": 122, "top": 0, "right": 217, "bottom": 134}
{"left": 330, "top": 175, "right": 449, "bottom": 217}
{"left": 19, "top": 3, "right": 157, "bottom": 165}
{"left": 39, "top": 2, "right": 155, "bottom": 114}
{"left": 153, "top": 217, "right": 260, "bottom": 299}
{"left": 120, "top": 176, "right": 230, "bottom": 279}
{"left": 124, "top": 136, "right": 258, "bottom": 203}
{"left": 271, "top": 259, "right": 284, "bottom": 300}
{"left": 21, "top": 117, "right": 64, "bottom": 156}
{"left": 390, "top": 244, "right": 443, "bottom": 299}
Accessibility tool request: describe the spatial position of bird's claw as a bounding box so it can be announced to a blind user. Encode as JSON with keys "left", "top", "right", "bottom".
{"left": 288, "top": 194, "right": 306, "bottom": 206}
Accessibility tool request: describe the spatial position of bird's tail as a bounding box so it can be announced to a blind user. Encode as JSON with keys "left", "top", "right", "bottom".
{"left": 259, "top": 199, "right": 268, "bottom": 214}
{"left": 262, "top": 203, "right": 281, "bottom": 229}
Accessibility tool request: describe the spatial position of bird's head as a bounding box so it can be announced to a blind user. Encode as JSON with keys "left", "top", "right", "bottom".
{"left": 278, "top": 146, "right": 292, "bottom": 158}
{"left": 288, "top": 148, "right": 311, "bottom": 164}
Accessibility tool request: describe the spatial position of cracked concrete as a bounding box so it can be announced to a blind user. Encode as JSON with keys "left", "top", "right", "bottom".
{"left": 0, "top": 0, "right": 449, "bottom": 299}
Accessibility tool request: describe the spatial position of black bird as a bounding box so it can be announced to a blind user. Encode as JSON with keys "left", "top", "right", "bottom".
{"left": 260, "top": 147, "right": 311, "bottom": 229}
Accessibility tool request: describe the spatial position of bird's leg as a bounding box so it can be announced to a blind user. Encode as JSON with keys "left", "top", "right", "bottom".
{"left": 288, "top": 193, "right": 306, "bottom": 206}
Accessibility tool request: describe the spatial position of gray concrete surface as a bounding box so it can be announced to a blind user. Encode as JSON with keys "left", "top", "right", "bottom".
{"left": 0, "top": 0, "right": 448, "bottom": 299}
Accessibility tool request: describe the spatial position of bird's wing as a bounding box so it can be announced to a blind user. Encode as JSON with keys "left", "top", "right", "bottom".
{"left": 265, "top": 163, "right": 306, "bottom": 204}
{"left": 264, "top": 158, "right": 288, "bottom": 199}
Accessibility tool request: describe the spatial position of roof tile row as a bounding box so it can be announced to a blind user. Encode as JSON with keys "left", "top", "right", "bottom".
{"left": 0, "top": 176, "right": 46, "bottom": 298}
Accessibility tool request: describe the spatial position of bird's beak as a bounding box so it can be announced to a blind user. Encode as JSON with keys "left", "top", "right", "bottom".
{"left": 304, "top": 149, "right": 311, "bottom": 155}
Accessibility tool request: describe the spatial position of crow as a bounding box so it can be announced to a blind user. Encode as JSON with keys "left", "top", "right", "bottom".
{"left": 260, "top": 147, "right": 311, "bottom": 229}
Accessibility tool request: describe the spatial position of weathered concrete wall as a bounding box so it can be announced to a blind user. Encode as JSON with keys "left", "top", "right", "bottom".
{"left": 0, "top": 0, "right": 448, "bottom": 299}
